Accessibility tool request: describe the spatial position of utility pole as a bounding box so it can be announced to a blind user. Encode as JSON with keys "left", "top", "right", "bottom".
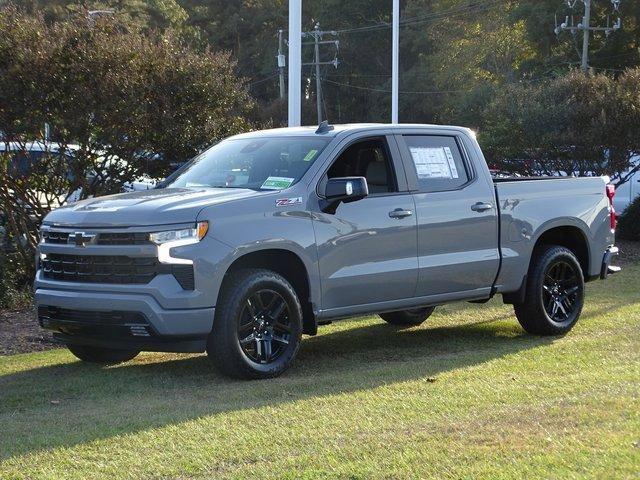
{"left": 581, "top": 0, "right": 592, "bottom": 72}
{"left": 277, "top": 29, "right": 286, "bottom": 100}
{"left": 302, "top": 23, "right": 339, "bottom": 125}
{"left": 555, "top": 0, "right": 622, "bottom": 73}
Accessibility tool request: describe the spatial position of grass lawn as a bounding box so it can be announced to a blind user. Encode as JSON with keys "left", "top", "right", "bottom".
{"left": 1, "top": 264, "right": 638, "bottom": 479}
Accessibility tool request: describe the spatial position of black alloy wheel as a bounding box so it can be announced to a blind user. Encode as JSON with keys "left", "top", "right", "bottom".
{"left": 542, "top": 260, "right": 581, "bottom": 323}
{"left": 207, "top": 268, "right": 303, "bottom": 379}
{"left": 237, "top": 289, "right": 292, "bottom": 364}
{"left": 514, "top": 245, "right": 585, "bottom": 335}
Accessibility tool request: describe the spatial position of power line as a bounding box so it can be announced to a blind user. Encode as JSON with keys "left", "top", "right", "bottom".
{"left": 333, "top": 0, "right": 504, "bottom": 35}
{"left": 323, "top": 78, "right": 466, "bottom": 95}
{"left": 277, "top": 0, "right": 530, "bottom": 38}
{"left": 247, "top": 71, "right": 279, "bottom": 88}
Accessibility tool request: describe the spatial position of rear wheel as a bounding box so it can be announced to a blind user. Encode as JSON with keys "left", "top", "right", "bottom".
{"left": 514, "top": 245, "right": 584, "bottom": 335}
{"left": 207, "top": 269, "right": 303, "bottom": 379}
{"left": 67, "top": 345, "right": 139, "bottom": 364}
{"left": 379, "top": 306, "right": 436, "bottom": 326}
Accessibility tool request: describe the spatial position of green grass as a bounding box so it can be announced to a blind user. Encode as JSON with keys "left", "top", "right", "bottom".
{"left": 1, "top": 265, "right": 639, "bottom": 479}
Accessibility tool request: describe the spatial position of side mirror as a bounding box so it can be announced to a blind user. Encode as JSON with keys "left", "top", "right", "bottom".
{"left": 321, "top": 176, "right": 368, "bottom": 213}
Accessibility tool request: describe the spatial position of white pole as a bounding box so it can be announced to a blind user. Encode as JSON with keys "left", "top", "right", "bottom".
{"left": 391, "top": 0, "right": 399, "bottom": 124}
{"left": 288, "top": 0, "right": 302, "bottom": 127}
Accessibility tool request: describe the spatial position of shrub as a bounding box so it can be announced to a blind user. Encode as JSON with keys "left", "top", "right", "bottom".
{"left": 481, "top": 69, "right": 640, "bottom": 186}
{"left": 0, "top": 250, "right": 32, "bottom": 309}
{"left": 0, "top": 5, "right": 255, "bottom": 279}
{"left": 617, "top": 196, "right": 640, "bottom": 241}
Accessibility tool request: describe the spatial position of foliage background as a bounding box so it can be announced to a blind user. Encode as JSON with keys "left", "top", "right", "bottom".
{"left": 0, "top": 0, "right": 638, "bottom": 304}
{"left": 4, "top": 0, "right": 638, "bottom": 125}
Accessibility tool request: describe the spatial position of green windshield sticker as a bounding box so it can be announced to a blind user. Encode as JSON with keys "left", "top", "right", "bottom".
{"left": 261, "top": 176, "right": 295, "bottom": 190}
{"left": 303, "top": 149, "right": 318, "bottom": 161}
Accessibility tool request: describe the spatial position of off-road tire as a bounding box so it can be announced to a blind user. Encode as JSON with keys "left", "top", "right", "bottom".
{"left": 207, "top": 268, "right": 303, "bottom": 380}
{"left": 514, "top": 245, "right": 585, "bottom": 335}
{"left": 66, "top": 345, "right": 139, "bottom": 364}
{"left": 379, "top": 306, "right": 436, "bottom": 326}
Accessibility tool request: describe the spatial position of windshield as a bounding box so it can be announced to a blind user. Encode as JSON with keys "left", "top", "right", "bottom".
{"left": 166, "top": 137, "right": 330, "bottom": 190}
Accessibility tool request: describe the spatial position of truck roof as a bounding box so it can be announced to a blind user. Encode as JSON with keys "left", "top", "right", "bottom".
{"left": 229, "top": 123, "right": 472, "bottom": 139}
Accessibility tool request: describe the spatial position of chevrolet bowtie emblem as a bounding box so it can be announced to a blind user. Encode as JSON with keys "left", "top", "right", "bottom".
{"left": 68, "top": 231, "right": 96, "bottom": 247}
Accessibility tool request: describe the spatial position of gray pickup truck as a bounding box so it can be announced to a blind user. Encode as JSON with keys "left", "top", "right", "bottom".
{"left": 35, "top": 123, "right": 619, "bottom": 379}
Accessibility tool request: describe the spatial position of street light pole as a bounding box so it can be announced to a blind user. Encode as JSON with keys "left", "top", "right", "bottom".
{"left": 391, "top": 0, "right": 399, "bottom": 124}
{"left": 288, "top": 0, "right": 302, "bottom": 127}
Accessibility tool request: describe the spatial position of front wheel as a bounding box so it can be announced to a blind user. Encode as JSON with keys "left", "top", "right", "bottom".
{"left": 67, "top": 344, "right": 139, "bottom": 364}
{"left": 207, "top": 269, "right": 303, "bottom": 379}
{"left": 514, "top": 245, "right": 585, "bottom": 335}
{"left": 379, "top": 306, "right": 436, "bottom": 326}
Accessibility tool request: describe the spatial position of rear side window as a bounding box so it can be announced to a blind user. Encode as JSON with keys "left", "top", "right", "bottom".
{"left": 401, "top": 135, "right": 470, "bottom": 192}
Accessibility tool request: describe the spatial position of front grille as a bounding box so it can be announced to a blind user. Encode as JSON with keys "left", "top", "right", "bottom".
{"left": 38, "top": 306, "right": 155, "bottom": 338}
{"left": 38, "top": 306, "right": 147, "bottom": 324}
{"left": 96, "top": 232, "right": 151, "bottom": 245}
{"left": 42, "top": 230, "right": 151, "bottom": 245}
{"left": 43, "top": 231, "right": 69, "bottom": 244}
{"left": 41, "top": 253, "right": 194, "bottom": 289}
{"left": 42, "top": 254, "right": 158, "bottom": 284}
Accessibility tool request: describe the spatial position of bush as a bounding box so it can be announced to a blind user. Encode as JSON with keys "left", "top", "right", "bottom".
{"left": 0, "top": 250, "right": 32, "bottom": 309}
{"left": 617, "top": 196, "right": 640, "bottom": 241}
{"left": 481, "top": 69, "right": 640, "bottom": 185}
{"left": 0, "top": 5, "right": 255, "bottom": 281}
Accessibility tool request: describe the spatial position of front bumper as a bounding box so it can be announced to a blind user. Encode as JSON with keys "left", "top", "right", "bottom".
{"left": 600, "top": 246, "right": 621, "bottom": 279}
{"left": 35, "top": 288, "right": 214, "bottom": 352}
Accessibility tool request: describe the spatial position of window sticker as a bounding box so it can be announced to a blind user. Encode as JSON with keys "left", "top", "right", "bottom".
{"left": 303, "top": 149, "right": 318, "bottom": 162}
{"left": 409, "top": 146, "right": 459, "bottom": 179}
{"left": 261, "top": 176, "right": 295, "bottom": 190}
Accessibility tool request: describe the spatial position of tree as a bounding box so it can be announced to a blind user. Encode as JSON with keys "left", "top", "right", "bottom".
{"left": 480, "top": 68, "right": 640, "bottom": 186}
{"left": 0, "top": 5, "right": 254, "bottom": 278}
{"left": 4, "top": 0, "right": 640, "bottom": 127}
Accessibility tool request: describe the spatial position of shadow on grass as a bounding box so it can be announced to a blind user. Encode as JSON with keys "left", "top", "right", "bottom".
{"left": 0, "top": 318, "right": 554, "bottom": 460}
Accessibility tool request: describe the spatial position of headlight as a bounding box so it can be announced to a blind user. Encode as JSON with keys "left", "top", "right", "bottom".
{"left": 151, "top": 221, "right": 208, "bottom": 265}
{"left": 150, "top": 222, "right": 208, "bottom": 245}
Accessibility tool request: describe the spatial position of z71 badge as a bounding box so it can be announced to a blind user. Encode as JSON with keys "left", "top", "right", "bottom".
{"left": 275, "top": 197, "right": 303, "bottom": 207}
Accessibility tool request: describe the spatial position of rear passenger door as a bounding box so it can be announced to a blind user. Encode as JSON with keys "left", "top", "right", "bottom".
{"left": 396, "top": 132, "right": 500, "bottom": 299}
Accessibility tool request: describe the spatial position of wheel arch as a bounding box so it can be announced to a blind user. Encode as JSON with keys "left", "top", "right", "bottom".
{"left": 503, "top": 222, "right": 591, "bottom": 305}
{"left": 220, "top": 247, "right": 318, "bottom": 335}
{"left": 532, "top": 224, "right": 590, "bottom": 278}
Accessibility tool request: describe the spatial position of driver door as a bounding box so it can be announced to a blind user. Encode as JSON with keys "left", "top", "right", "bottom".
{"left": 311, "top": 135, "right": 418, "bottom": 313}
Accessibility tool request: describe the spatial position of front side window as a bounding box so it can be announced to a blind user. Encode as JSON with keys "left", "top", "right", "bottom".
{"left": 401, "top": 135, "right": 470, "bottom": 192}
{"left": 326, "top": 137, "right": 397, "bottom": 194}
{"left": 167, "top": 137, "right": 329, "bottom": 190}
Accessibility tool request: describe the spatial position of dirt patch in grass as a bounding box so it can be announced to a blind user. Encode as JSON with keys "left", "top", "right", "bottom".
{"left": 0, "top": 307, "right": 57, "bottom": 355}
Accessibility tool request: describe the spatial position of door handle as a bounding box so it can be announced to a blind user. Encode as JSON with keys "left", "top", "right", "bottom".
{"left": 389, "top": 208, "right": 413, "bottom": 219}
{"left": 471, "top": 202, "right": 493, "bottom": 212}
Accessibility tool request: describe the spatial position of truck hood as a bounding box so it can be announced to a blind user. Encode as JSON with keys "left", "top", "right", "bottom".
{"left": 44, "top": 187, "right": 263, "bottom": 227}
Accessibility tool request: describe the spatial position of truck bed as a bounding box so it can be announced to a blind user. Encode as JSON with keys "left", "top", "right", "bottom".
{"left": 493, "top": 175, "right": 614, "bottom": 294}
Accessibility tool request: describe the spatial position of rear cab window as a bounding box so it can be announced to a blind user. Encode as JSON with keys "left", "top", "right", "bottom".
{"left": 398, "top": 135, "right": 471, "bottom": 192}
